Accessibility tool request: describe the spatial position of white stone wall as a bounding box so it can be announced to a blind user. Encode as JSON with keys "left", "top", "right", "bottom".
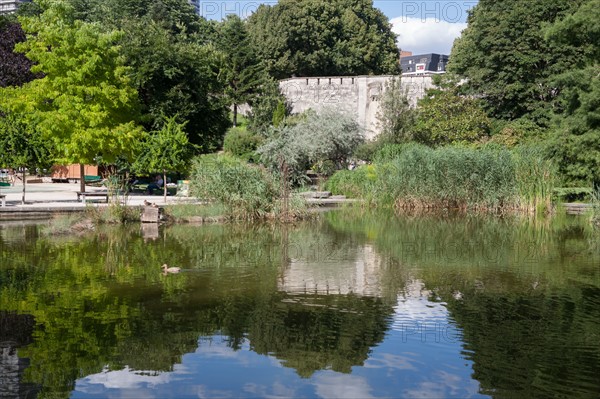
{"left": 280, "top": 75, "right": 433, "bottom": 140}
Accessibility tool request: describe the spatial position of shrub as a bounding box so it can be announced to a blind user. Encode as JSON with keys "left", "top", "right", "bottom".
{"left": 258, "top": 107, "right": 364, "bottom": 184}
{"left": 325, "top": 164, "right": 377, "bottom": 200}
{"left": 222, "top": 127, "right": 263, "bottom": 162}
{"left": 189, "top": 154, "right": 279, "bottom": 220}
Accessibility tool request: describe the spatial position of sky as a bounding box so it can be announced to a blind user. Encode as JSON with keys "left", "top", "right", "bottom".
{"left": 197, "top": 0, "right": 478, "bottom": 55}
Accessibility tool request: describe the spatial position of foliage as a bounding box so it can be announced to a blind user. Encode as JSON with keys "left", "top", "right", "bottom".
{"left": 133, "top": 115, "right": 192, "bottom": 201}
{"left": 247, "top": 76, "right": 287, "bottom": 134}
{"left": 376, "top": 77, "right": 417, "bottom": 144}
{"left": 69, "top": 0, "right": 230, "bottom": 151}
{"left": 325, "top": 164, "right": 377, "bottom": 200}
{"left": 449, "top": 0, "right": 582, "bottom": 123}
{"left": 162, "top": 203, "right": 227, "bottom": 222}
{"left": 247, "top": 0, "right": 399, "bottom": 79}
{"left": 189, "top": 154, "right": 279, "bottom": 220}
{"left": 0, "top": 21, "right": 39, "bottom": 87}
{"left": 0, "top": 112, "right": 54, "bottom": 203}
{"left": 544, "top": 1, "right": 600, "bottom": 187}
{"left": 0, "top": 0, "right": 144, "bottom": 166}
{"left": 327, "top": 144, "right": 557, "bottom": 212}
{"left": 216, "top": 14, "right": 265, "bottom": 127}
{"left": 258, "top": 108, "right": 364, "bottom": 184}
{"left": 222, "top": 127, "right": 263, "bottom": 162}
{"left": 488, "top": 118, "right": 546, "bottom": 147}
{"left": 85, "top": 203, "right": 141, "bottom": 224}
{"left": 414, "top": 76, "right": 491, "bottom": 146}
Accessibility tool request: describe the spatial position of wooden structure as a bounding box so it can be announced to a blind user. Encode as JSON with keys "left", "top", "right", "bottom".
{"left": 51, "top": 164, "right": 99, "bottom": 183}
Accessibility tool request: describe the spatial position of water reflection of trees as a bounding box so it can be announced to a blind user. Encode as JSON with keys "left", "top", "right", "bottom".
{"left": 327, "top": 210, "right": 600, "bottom": 398}
{"left": 0, "top": 223, "right": 396, "bottom": 397}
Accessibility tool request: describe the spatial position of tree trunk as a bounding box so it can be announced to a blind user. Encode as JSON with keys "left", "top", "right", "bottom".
{"left": 21, "top": 169, "right": 26, "bottom": 205}
{"left": 163, "top": 170, "right": 167, "bottom": 204}
{"left": 79, "top": 164, "right": 85, "bottom": 193}
{"left": 233, "top": 103, "right": 238, "bottom": 127}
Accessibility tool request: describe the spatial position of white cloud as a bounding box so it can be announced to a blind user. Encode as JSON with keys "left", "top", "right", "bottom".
{"left": 390, "top": 17, "right": 467, "bottom": 55}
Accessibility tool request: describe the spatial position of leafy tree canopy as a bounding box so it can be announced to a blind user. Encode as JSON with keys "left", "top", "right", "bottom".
{"left": 247, "top": 0, "right": 400, "bottom": 79}
{"left": 0, "top": 0, "right": 144, "bottom": 166}
{"left": 449, "top": 0, "right": 584, "bottom": 123}
{"left": 414, "top": 76, "right": 491, "bottom": 147}
{"left": 545, "top": 0, "right": 600, "bottom": 186}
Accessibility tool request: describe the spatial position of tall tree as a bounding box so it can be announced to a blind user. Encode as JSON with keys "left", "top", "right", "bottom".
{"left": 0, "top": 0, "right": 144, "bottom": 193}
{"left": 68, "top": 0, "right": 230, "bottom": 150}
{"left": 217, "top": 15, "right": 265, "bottom": 127}
{"left": 247, "top": 0, "right": 399, "bottom": 79}
{"left": 376, "top": 77, "right": 417, "bottom": 144}
{"left": 449, "top": 0, "right": 584, "bottom": 123}
{"left": 545, "top": 0, "right": 600, "bottom": 187}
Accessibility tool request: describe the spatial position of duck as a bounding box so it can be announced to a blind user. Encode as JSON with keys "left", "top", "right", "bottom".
{"left": 161, "top": 263, "right": 181, "bottom": 274}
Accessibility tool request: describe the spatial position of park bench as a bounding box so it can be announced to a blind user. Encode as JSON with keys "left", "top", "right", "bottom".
{"left": 84, "top": 175, "right": 103, "bottom": 186}
{"left": 76, "top": 191, "right": 109, "bottom": 204}
{"left": 0, "top": 194, "right": 5, "bottom": 207}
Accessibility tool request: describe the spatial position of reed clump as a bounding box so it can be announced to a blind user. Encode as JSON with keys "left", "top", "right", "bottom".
{"left": 189, "top": 154, "right": 309, "bottom": 221}
{"left": 327, "top": 144, "right": 556, "bottom": 213}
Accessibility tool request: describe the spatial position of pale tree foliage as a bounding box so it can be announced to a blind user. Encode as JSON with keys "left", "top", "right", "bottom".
{"left": 258, "top": 108, "right": 364, "bottom": 184}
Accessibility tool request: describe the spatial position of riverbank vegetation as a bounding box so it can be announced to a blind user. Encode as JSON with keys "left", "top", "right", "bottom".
{"left": 1, "top": 0, "right": 599, "bottom": 221}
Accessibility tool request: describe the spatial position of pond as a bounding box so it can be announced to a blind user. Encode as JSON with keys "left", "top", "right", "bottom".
{"left": 0, "top": 211, "right": 599, "bottom": 398}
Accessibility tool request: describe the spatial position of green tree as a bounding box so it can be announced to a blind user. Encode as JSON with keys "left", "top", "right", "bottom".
{"left": 247, "top": 77, "right": 288, "bottom": 133}
{"left": 67, "top": 0, "right": 230, "bottom": 151}
{"left": 0, "top": 0, "right": 144, "bottom": 193}
{"left": 134, "top": 115, "right": 192, "bottom": 202}
{"left": 376, "top": 77, "right": 417, "bottom": 144}
{"left": 0, "top": 112, "right": 53, "bottom": 204}
{"left": 247, "top": 0, "right": 399, "bottom": 79}
{"left": 217, "top": 15, "right": 265, "bottom": 127}
{"left": 449, "top": 0, "right": 583, "bottom": 123}
{"left": 545, "top": 0, "right": 600, "bottom": 187}
{"left": 414, "top": 76, "right": 491, "bottom": 146}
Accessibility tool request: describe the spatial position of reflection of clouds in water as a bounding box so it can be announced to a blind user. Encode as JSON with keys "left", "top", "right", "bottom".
{"left": 403, "top": 370, "right": 481, "bottom": 399}
{"left": 76, "top": 366, "right": 180, "bottom": 390}
{"left": 313, "top": 372, "right": 374, "bottom": 399}
{"left": 393, "top": 279, "right": 449, "bottom": 325}
{"left": 243, "top": 381, "right": 297, "bottom": 398}
{"left": 364, "top": 353, "right": 419, "bottom": 371}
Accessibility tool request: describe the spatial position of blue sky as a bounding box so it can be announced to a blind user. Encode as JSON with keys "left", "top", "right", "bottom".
{"left": 198, "top": 0, "right": 479, "bottom": 54}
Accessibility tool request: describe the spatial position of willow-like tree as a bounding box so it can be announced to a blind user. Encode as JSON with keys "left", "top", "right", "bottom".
{"left": 134, "top": 115, "right": 191, "bottom": 203}
{"left": 0, "top": 0, "right": 144, "bottom": 193}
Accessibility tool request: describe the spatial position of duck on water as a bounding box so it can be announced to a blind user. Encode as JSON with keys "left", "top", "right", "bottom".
{"left": 161, "top": 264, "right": 181, "bottom": 274}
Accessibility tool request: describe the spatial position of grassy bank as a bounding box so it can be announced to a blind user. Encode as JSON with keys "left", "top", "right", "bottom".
{"left": 327, "top": 144, "right": 556, "bottom": 213}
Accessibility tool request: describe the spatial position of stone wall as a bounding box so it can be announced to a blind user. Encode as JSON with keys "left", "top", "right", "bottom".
{"left": 280, "top": 75, "right": 433, "bottom": 139}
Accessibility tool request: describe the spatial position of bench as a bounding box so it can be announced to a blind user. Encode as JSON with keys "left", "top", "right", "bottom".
{"left": 0, "top": 194, "right": 5, "bottom": 207}
{"left": 76, "top": 191, "right": 109, "bottom": 204}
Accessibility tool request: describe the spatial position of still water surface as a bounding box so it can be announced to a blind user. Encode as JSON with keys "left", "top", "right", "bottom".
{"left": 0, "top": 211, "right": 599, "bottom": 398}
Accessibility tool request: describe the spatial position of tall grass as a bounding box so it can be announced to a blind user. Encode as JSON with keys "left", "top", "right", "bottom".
{"left": 326, "top": 144, "right": 556, "bottom": 213}
{"left": 189, "top": 154, "right": 309, "bottom": 221}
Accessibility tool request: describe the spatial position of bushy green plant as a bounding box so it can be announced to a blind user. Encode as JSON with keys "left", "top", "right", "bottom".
{"left": 189, "top": 154, "right": 278, "bottom": 220}
{"left": 222, "top": 127, "right": 263, "bottom": 162}
{"left": 328, "top": 144, "right": 557, "bottom": 212}
{"left": 325, "top": 165, "right": 377, "bottom": 200}
{"left": 258, "top": 108, "right": 364, "bottom": 184}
